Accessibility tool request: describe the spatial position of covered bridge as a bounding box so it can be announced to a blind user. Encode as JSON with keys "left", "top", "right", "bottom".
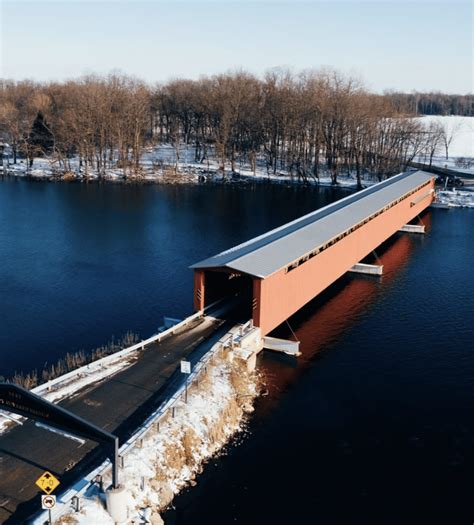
{"left": 191, "top": 170, "right": 435, "bottom": 335}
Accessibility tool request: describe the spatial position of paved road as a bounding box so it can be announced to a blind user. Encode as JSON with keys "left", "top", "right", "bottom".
{"left": 408, "top": 161, "right": 474, "bottom": 189}
{"left": 0, "top": 316, "right": 227, "bottom": 524}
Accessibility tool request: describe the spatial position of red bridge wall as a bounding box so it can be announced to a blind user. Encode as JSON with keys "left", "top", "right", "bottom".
{"left": 253, "top": 180, "right": 435, "bottom": 335}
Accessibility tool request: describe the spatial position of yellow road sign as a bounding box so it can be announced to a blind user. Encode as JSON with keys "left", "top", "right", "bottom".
{"left": 35, "top": 471, "right": 60, "bottom": 495}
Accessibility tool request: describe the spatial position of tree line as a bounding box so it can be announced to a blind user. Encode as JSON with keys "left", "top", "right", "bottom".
{"left": 386, "top": 91, "right": 472, "bottom": 117}
{"left": 0, "top": 69, "right": 468, "bottom": 186}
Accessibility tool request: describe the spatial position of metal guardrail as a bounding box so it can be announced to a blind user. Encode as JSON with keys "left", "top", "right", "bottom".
{"left": 408, "top": 161, "right": 474, "bottom": 180}
{"left": 1, "top": 310, "right": 207, "bottom": 431}
{"left": 2, "top": 301, "right": 227, "bottom": 446}
{"left": 32, "top": 310, "right": 205, "bottom": 398}
{"left": 31, "top": 318, "right": 256, "bottom": 524}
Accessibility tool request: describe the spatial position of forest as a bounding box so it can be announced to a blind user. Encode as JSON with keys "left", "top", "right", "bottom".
{"left": 385, "top": 91, "right": 472, "bottom": 117}
{"left": 0, "top": 69, "right": 471, "bottom": 187}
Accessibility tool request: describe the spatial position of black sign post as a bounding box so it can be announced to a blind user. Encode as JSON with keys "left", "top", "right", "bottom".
{"left": 0, "top": 382, "right": 119, "bottom": 488}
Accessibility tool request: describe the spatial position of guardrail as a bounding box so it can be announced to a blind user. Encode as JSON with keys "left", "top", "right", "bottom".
{"left": 408, "top": 160, "right": 474, "bottom": 180}
{"left": 32, "top": 318, "right": 255, "bottom": 524}
{"left": 1, "top": 302, "right": 226, "bottom": 432}
{"left": 31, "top": 310, "right": 204, "bottom": 398}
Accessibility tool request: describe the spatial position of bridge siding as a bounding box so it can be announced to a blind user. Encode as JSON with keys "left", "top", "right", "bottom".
{"left": 254, "top": 180, "right": 434, "bottom": 335}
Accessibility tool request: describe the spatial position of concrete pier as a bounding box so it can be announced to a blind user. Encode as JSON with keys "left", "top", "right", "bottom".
{"left": 262, "top": 336, "right": 301, "bottom": 356}
{"left": 349, "top": 263, "right": 384, "bottom": 276}
{"left": 399, "top": 224, "right": 425, "bottom": 234}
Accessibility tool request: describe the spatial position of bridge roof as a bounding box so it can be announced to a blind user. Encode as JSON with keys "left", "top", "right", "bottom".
{"left": 191, "top": 170, "right": 434, "bottom": 279}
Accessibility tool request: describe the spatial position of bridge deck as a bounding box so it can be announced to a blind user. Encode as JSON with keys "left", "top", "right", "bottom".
{"left": 0, "top": 316, "right": 227, "bottom": 524}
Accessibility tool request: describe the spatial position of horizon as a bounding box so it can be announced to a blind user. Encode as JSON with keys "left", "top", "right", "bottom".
{"left": 1, "top": 0, "right": 472, "bottom": 94}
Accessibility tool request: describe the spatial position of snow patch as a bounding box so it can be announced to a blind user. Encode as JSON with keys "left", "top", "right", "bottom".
{"left": 435, "top": 189, "right": 474, "bottom": 208}
{"left": 57, "top": 351, "right": 260, "bottom": 525}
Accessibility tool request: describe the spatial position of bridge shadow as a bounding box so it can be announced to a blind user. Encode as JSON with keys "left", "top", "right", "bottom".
{"left": 261, "top": 221, "right": 428, "bottom": 408}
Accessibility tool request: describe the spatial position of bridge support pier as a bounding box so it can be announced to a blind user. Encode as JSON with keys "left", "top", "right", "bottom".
{"left": 398, "top": 224, "right": 425, "bottom": 234}
{"left": 262, "top": 336, "right": 301, "bottom": 356}
{"left": 349, "top": 262, "right": 383, "bottom": 276}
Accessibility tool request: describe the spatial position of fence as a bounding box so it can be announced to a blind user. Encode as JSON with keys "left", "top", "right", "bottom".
{"left": 31, "top": 319, "right": 257, "bottom": 524}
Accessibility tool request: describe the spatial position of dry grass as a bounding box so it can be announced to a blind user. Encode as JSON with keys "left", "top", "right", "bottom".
{"left": 1, "top": 331, "right": 139, "bottom": 389}
{"left": 58, "top": 515, "right": 78, "bottom": 524}
{"left": 182, "top": 428, "right": 200, "bottom": 466}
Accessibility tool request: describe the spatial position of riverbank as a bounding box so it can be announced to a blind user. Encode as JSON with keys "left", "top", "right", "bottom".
{"left": 0, "top": 164, "right": 370, "bottom": 189}
{"left": 0, "top": 144, "right": 378, "bottom": 189}
{"left": 56, "top": 350, "right": 260, "bottom": 525}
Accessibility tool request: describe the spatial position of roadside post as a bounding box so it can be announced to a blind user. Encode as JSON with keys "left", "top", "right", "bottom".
{"left": 41, "top": 495, "right": 56, "bottom": 524}
{"left": 36, "top": 472, "right": 59, "bottom": 524}
{"left": 180, "top": 360, "right": 191, "bottom": 403}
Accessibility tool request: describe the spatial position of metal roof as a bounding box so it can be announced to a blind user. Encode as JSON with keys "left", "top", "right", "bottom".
{"left": 191, "top": 170, "right": 434, "bottom": 279}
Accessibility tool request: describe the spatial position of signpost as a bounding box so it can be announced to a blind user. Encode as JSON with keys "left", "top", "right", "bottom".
{"left": 180, "top": 360, "right": 191, "bottom": 403}
{"left": 0, "top": 383, "right": 120, "bottom": 489}
{"left": 41, "top": 494, "right": 56, "bottom": 524}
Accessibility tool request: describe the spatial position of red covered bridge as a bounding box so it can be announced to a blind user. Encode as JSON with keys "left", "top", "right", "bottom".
{"left": 191, "top": 171, "right": 435, "bottom": 336}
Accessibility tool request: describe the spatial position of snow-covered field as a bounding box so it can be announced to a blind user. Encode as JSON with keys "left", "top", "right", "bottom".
{"left": 418, "top": 116, "right": 474, "bottom": 174}
{"left": 57, "top": 352, "right": 259, "bottom": 525}
{"left": 435, "top": 189, "right": 474, "bottom": 208}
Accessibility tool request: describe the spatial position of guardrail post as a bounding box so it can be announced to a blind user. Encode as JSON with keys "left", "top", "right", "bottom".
{"left": 95, "top": 474, "right": 104, "bottom": 492}
{"left": 71, "top": 495, "right": 81, "bottom": 512}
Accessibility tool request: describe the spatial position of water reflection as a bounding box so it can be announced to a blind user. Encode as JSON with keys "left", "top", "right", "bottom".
{"left": 261, "top": 225, "right": 423, "bottom": 412}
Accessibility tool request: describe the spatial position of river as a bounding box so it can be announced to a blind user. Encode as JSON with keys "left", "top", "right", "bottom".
{"left": 1, "top": 178, "right": 473, "bottom": 523}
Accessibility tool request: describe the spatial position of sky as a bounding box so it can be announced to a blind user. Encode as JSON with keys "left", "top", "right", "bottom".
{"left": 0, "top": 0, "right": 472, "bottom": 93}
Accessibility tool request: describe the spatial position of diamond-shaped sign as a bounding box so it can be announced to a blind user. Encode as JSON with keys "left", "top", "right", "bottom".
{"left": 35, "top": 471, "right": 60, "bottom": 495}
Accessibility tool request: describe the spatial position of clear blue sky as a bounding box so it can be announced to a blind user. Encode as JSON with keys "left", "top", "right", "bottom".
{"left": 1, "top": 0, "right": 472, "bottom": 93}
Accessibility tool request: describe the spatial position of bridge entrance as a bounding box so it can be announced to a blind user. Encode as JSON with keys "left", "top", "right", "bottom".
{"left": 197, "top": 269, "right": 253, "bottom": 320}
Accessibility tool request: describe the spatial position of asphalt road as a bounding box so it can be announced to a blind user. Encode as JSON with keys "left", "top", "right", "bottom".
{"left": 0, "top": 316, "right": 227, "bottom": 524}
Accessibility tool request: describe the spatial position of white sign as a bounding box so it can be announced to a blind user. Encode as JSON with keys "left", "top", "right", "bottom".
{"left": 41, "top": 494, "right": 56, "bottom": 510}
{"left": 180, "top": 360, "right": 191, "bottom": 374}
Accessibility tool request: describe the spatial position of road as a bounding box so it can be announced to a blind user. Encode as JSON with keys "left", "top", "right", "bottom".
{"left": 408, "top": 161, "right": 474, "bottom": 189}
{"left": 0, "top": 315, "right": 228, "bottom": 524}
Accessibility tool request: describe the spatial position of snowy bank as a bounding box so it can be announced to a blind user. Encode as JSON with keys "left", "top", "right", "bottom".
{"left": 435, "top": 189, "right": 474, "bottom": 208}
{"left": 418, "top": 116, "right": 474, "bottom": 174}
{"left": 1, "top": 143, "right": 377, "bottom": 189}
{"left": 56, "top": 351, "right": 260, "bottom": 525}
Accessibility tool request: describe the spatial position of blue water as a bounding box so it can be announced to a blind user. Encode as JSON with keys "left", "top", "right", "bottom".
{"left": 1, "top": 178, "right": 473, "bottom": 524}
{"left": 164, "top": 205, "right": 474, "bottom": 525}
{"left": 0, "top": 178, "right": 346, "bottom": 376}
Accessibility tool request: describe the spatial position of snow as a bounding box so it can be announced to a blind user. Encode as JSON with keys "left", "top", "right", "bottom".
{"left": 0, "top": 142, "right": 377, "bottom": 189}
{"left": 57, "top": 351, "right": 259, "bottom": 525}
{"left": 418, "top": 116, "right": 474, "bottom": 174}
{"left": 435, "top": 189, "right": 474, "bottom": 208}
{"left": 2, "top": 116, "right": 472, "bottom": 182}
